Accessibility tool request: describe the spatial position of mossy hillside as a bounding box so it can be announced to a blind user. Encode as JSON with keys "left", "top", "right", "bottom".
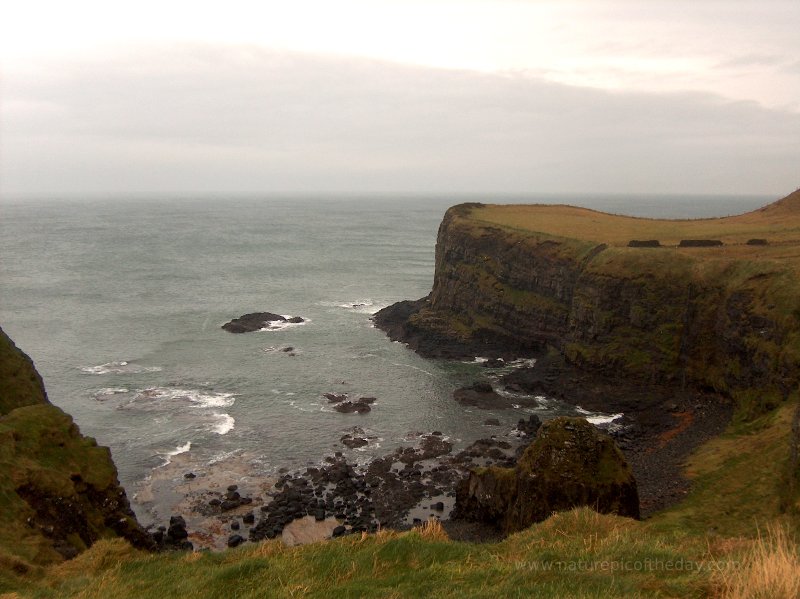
{"left": 0, "top": 404, "right": 147, "bottom": 567}
{"left": 0, "top": 327, "right": 152, "bottom": 570}
{"left": 0, "top": 328, "right": 48, "bottom": 415}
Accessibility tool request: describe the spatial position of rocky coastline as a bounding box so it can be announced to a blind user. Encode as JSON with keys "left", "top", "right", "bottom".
{"left": 374, "top": 300, "right": 733, "bottom": 518}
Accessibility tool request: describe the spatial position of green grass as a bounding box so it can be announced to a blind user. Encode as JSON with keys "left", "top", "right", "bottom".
{"left": 0, "top": 512, "right": 720, "bottom": 599}
{"left": 8, "top": 499, "right": 795, "bottom": 599}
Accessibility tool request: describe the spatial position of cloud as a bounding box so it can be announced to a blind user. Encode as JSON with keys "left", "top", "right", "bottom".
{"left": 1, "top": 44, "right": 798, "bottom": 195}
{"left": 715, "top": 54, "right": 786, "bottom": 69}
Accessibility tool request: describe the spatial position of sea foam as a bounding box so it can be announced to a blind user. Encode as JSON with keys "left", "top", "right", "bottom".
{"left": 81, "top": 361, "right": 162, "bottom": 375}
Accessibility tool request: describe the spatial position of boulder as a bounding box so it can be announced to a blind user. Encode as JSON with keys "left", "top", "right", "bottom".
{"left": 453, "top": 417, "right": 639, "bottom": 533}
{"left": 514, "top": 415, "right": 542, "bottom": 436}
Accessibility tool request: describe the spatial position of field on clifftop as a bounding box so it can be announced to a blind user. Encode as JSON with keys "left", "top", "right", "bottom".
{"left": 470, "top": 188, "right": 800, "bottom": 248}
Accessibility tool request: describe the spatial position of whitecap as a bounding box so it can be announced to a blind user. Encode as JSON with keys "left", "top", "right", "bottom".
{"left": 323, "top": 299, "right": 387, "bottom": 315}
{"left": 507, "top": 358, "right": 537, "bottom": 369}
{"left": 157, "top": 441, "right": 192, "bottom": 467}
{"left": 258, "top": 317, "right": 311, "bottom": 332}
{"left": 132, "top": 387, "right": 236, "bottom": 409}
{"left": 170, "top": 441, "right": 192, "bottom": 455}
{"left": 210, "top": 413, "right": 235, "bottom": 435}
{"left": 337, "top": 299, "right": 373, "bottom": 309}
{"left": 81, "top": 361, "right": 162, "bottom": 375}
{"left": 93, "top": 387, "right": 130, "bottom": 401}
{"left": 586, "top": 413, "right": 624, "bottom": 426}
{"left": 207, "top": 449, "right": 243, "bottom": 465}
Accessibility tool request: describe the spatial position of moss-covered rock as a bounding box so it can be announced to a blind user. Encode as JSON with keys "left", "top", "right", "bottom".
{"left": 0, "top": 326, "right": 154, "bottom": 566}
{"left": 453, "top": 417, "right": 639, "bottom": 533}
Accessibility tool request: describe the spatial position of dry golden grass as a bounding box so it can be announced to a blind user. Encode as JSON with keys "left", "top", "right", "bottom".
{"left": 713, "top": 524, "right": 800, "bottom": 599}
{"left": 469, "top": 188, "right": 800, "bottom": 247}
{"left": 417, "top": 518, "right": 449, "bottom": 542}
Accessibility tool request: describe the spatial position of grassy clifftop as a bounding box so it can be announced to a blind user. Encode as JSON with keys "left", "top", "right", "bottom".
{"left": 468, "top": 188, "right": 800, "bottom": 247}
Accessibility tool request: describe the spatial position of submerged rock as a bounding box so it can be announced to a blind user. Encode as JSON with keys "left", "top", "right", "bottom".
{"left": 453, "top": 417, "right": 639, "bottom": 533}
{"left": 453, "top": 382, "right": 505, "bottom": 409}
{"left": 334, "top": 401, "right": 372, "bottom": 414}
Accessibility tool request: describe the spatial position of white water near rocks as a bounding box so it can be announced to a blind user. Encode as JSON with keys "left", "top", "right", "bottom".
{"left": 0, "top": 194, "right": 771, "bottom": 528}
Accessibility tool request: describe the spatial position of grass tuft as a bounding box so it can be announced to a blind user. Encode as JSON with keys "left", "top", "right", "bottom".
{"left": 714, "top": 524, "right": 800, "bottom": 599}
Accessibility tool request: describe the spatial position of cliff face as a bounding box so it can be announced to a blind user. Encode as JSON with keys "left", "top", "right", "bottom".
{"left": 375, "top": 197, "right": 800, "bottom": 418}
{"left": 0, "top": 327, "right": 153, "bottom": 567}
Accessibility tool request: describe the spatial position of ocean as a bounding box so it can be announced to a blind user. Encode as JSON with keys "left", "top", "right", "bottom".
{"left": 0, "top": 193, "right": 773, "bottom": 526}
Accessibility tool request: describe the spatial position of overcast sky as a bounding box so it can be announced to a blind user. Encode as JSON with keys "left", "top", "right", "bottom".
{"left": 1, "top": 0, "right": 799, "bottom": 196}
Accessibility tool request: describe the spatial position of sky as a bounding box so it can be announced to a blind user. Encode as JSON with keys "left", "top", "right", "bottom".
{"left": 1, "top": 0, "right": 799, "bottom": 197}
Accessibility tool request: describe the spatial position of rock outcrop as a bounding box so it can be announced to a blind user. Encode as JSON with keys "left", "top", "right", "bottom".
{"left": 222, "top": 312, "right": 304, "bottom": 333}
{"left": 453, "top": 417, "right": 639, "bottom": 532}
{"left": 0, "top": 326, "right": 154, "bottom": 565}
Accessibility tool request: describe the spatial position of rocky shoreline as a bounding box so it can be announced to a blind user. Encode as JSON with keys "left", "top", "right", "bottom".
{"left": 144, "top": 300, "right": 734, "bottom": 551}
{"left": 375, "top": 299, "right": 733, "bottom": 516}
{"left": 148, "top": 343, "right": 730, "bottom": 551}
{"left": 148, "top": 415, "right": 545, "bottom": 550}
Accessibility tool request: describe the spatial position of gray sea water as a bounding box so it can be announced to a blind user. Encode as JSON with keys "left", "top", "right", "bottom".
{"left": 0, "top": 193, "right": 773, "bottom": 525}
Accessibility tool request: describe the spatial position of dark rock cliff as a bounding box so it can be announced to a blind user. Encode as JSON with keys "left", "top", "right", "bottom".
{"left": 0, "top": 327, "right": 154, "bottom": 566}
{"left": 375, "top": 201, "right": 800, "bottom": 418}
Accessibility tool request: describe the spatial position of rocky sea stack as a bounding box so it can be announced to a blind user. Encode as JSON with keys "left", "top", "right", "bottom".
{"left": 453, "top": 417, "right": 639, "bottom": 533}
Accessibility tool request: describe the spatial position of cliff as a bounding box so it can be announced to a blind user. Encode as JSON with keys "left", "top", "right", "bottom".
{"left": 0, "top": 327, "right": 153, "bottom": 568}
{"left": 375, "top": 190, "right": 800, "bottom": 419}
